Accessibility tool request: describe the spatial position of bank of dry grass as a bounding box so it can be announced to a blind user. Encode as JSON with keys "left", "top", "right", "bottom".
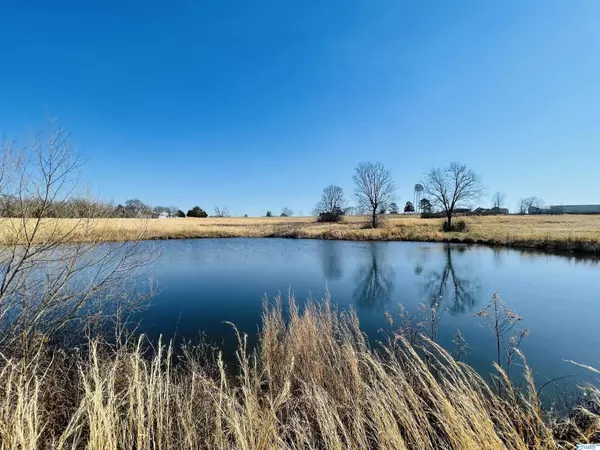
{"left": 0, "top": 298, "right": 597, "bottom": 449}
{"left": 2, "top": 214, "right": 600, "bottom": 254}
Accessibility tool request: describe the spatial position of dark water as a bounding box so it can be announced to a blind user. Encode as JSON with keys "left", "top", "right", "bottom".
{"left": 132, "top": 238, "right": 600, "bottom": 386}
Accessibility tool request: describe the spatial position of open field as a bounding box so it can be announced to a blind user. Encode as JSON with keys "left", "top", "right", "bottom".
{"left": 1, "top": 297, "right": 597, "bottom": 449}
{"left": 1, "top": 214, "right": 600, "bottom": 254}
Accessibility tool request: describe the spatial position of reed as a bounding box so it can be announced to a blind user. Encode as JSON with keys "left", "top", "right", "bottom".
{"left": 0, "top": 297, "right": 597, "bottom": 449}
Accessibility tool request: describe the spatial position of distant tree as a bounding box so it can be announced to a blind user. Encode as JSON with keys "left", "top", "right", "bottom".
{"left": 213, "top": 206, "right": 230, "bottom": 217}
{"left": 114, "top": 204, "right": 127, "bottom": 217}
{"left": 187, "top": 206, "right": 208, "bottom": 218}
{"left": 492, "top": 192, "right": 506, "bottom": 209}
{"left": 389, "top": 202, "right": 400, "bottom": 214}
{"left": 125, "top": 199, "right": 151, "bottom": 217}
{"left": 420, "top": 198, "right": 433, "bottom": 214}
{"left": 243, "top": 214, "right": 248, "bottom": 217}
{"left": 403, "top": 201, "right": 414, "bottom": 213}
{"left": 281, "top": 207, "right": 293, "bottom": 217}
{"left": 353, "top": 161, "right": 396, "bottom": 228}
{"left": 519, "top": 197, "right": 543, "bottom": 214}
{"left": 169, "top": 206, "right": 180, "bottom": 217}
{"left": 314, "top": 185, "right": 347, "bottom": 215}
{"left": 176, "top": 209, "right": 186, "bottom": 218}
{"left": 378, "top": 205, "right": 387, "bottom": 215}
{"left": 265, "top": 211, "right": 273, "bottom": 217}
{"left": 424, "top": 163, "right": 483, "bottom": 230}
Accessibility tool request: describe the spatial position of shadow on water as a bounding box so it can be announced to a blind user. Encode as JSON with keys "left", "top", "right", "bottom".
{"left": 420, "top": 244, "right": 479, "bottom": 314}
{"left": 352, "top": 243, "right": 395, "bottom": 309}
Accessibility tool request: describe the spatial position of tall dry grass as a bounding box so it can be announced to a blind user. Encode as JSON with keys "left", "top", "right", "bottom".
{"left": 0, "top": 297, "right": 597, "bottom": 449}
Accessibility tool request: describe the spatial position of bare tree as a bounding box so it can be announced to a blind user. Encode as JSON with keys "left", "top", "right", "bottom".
{"left": 424, "top": 162, "right": 483, "bottom": 230}
{"left": 314, "top": 185, "right": 347, "bottom": 215}
{"left": 353, "top": 162, "right": 396, "bottom": 228}
{"left": 213, "top": 206, "right": 230, "bottom": 217}
{"left": 519, "top": 196, "right": 543, "bottom": 214}
{"left": 0, "top": 120, "right": 154, "bottom": 349}
{"left": 280, "top": 207, "right": 293, "bottom": 217}
{"left": 492, "top": 192, "right": 506, "bottom": 209}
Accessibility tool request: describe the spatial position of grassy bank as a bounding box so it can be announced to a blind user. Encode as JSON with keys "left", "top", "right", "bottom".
{"left": 2, "top": 214, "right": 600, "bottom": 254}
{"left": 0, "top": 298, "right": 597, "bottom": 449}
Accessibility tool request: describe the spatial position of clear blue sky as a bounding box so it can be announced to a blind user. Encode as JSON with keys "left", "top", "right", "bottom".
{"left": 1, "top": 1, "right": 599, "bottom": 215}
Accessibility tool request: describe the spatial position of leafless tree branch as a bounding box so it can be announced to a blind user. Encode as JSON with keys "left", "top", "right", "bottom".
{"left": 0, "top": 121, "right": 155, "bottom": 350}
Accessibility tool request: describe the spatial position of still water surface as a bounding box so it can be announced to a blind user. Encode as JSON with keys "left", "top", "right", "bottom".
{"left": 133, "top": 238, "right": 600, "bottom": 384}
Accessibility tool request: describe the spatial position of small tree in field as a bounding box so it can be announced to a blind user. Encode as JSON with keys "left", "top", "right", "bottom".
{"left": 404, "top": 201, "right": 414, "bottom": 213}
{"left": 424, "top": 162, "right": 483, "bottom": 230}
{"left": 314, "top": 185, "right": 347, "bottom": 215}
{"left": 213, "top": 206, "right": 230, "bottom": 217}
{"left": 389, "top": 202, "right": 399, "bottom": 214}
{"left": 281, "top": 207, "right": 293, "bottom": 217}
{"left": 176, "top": 209, "right": 186, "bottom": 218}
{"left": 265, "top": 211, "right": 272, "bottom": 217}
{"left": 353, "top": 162, "right": 396, "bottom": 228}
{"left": 314, "top": 185, "right": 346, "bottom": 223}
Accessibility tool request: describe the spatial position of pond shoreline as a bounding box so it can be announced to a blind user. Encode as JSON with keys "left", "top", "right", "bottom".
{"left": 139, "top": 231, "right": 600, "bottom": 257}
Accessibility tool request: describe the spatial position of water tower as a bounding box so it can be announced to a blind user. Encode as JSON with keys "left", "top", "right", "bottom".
{"left": 414, "top": 183, "right": 424, "bottom": 213}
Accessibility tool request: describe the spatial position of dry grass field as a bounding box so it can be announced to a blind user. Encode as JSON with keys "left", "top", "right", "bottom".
{"left": 0, "top": 215, "right": 600, "bottom": 253}
{"left": 1, "top": 214, "right": 600, "bottom": 253}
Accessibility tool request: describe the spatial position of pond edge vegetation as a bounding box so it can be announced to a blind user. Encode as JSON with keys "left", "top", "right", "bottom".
{"left": 2, "top": 296, "right": 600, "bottom": 449}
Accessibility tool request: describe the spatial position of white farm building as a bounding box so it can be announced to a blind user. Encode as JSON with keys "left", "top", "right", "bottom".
{"left": 529, "top": 204, "right": 600, "bottom": 215}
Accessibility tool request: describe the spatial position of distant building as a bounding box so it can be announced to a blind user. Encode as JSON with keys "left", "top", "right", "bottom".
{"left": 472, "top": 207, "right": 509, "bottom": 216}
{"left": 151, "top": 211, "right": 170, "bottom": 219}
{"left": 529, "top": 204, "right": 600, "bottom": 215}
{"left": 552, "top": 204, "right": 600, "bottom": 214}
{"left": 528, "top": 206, "right": 552, "bottom": 215}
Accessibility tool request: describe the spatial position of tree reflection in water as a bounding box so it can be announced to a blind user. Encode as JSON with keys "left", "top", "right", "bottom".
{"left": 422, "top": 244, "right": 478, "bottom": 314}
{"left": 320, "top": 240, "right": 343, "bottom": 281}
{"left": 353, "top": 243, "right": 395, "bottom": 309}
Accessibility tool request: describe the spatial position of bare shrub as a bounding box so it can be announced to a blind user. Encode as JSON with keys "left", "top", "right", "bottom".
{"left": 0, "top": 120, "right": 154, "bottom": 349}
{"left": 442, "top": 218, "right": 470, "bottom": 232}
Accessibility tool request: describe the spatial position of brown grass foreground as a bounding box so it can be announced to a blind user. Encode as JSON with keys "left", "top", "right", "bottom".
{"left": 1, "top": 297, "right": 598, "bottom": 449}
{"left": 2, "top": 214, "right": 600, "bottom": 254}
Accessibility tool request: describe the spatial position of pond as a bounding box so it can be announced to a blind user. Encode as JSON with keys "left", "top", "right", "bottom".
{"left": 132, "top": 238, "right": 600, "bottom": 386}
